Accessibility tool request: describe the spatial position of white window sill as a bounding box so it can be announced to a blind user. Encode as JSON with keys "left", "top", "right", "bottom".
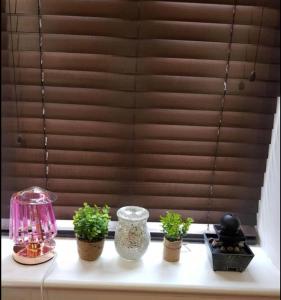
{"left": 1, "top": 236, "right": 280, "bottom": 300}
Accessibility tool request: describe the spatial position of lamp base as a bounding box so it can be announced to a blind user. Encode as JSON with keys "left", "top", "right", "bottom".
{"left": 12, "top": 244, "right": 55, "bottom": 265}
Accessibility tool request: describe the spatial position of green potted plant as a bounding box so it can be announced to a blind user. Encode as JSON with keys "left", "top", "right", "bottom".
{"left": 73, "top": 202, "right": 110, "bottom": 261}
{"left": 160, "top": 211, "right": 193, "bottom": 262}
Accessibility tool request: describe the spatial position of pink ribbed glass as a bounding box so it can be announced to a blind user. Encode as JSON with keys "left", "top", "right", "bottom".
{"left": 9, "top": 186, "right": 57, "bottom": 245}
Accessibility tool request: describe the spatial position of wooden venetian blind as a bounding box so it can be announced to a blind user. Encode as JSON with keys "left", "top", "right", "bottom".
{"left": 1, "top": 0, "right": 280, "bottom": 225}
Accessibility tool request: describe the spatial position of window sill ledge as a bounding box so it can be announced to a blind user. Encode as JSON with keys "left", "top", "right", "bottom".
{"left": 2, "top": 236, "right": 280, "bottom": 300}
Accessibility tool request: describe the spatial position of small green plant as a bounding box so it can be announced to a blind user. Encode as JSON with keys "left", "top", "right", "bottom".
{"left": 160, "top": 211, "right": 193, "bottom": 241}
{"left": 73, "top": 203, "right": 111, "bottom": 242}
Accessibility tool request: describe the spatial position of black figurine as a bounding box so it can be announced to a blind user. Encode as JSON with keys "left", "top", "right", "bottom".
{"left": 213, "top": 213, "right": 246, "bottom": 253}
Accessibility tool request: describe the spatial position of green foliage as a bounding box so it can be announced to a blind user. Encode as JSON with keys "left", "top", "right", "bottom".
{"left": 160, "top": 211, "right": 193, "bottom": 241}
{"left": 73, "top": 203, "right": 111, "bottom": 242}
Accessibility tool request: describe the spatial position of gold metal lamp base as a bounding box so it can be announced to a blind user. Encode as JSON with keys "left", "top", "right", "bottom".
{"left": 12, "top": 244, "right": 55, "bottom": 265}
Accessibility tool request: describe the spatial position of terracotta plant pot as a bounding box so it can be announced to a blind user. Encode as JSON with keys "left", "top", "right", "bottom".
{"left": 163, "top": 237, "right": 182, "bottom": 262}
{"left": 77, "top": 238, "right": 104, "bottom": 261}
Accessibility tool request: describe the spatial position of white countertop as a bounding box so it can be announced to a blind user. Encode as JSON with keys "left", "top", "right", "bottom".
{"left": 1, "top": 236, "right": 280, "bottom": 296}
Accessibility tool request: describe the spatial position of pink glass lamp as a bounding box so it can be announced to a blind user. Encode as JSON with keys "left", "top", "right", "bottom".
{"left": 9, "top": 186, "right": 57, "bottom": 265}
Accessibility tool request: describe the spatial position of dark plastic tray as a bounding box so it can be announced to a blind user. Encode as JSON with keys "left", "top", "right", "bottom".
{"left": 204, "top": 233, "right": 254, "bottom": 272}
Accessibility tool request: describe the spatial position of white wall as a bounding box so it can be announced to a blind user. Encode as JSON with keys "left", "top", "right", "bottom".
{"left": 257, "top": 98, "right": 280, "bottom": 270}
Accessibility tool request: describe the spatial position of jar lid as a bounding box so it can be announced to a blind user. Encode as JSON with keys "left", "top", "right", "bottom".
{"left": 117, "top": 206, "right": 149, "bottom": 221}
{"left": 11, "top": 186, "right": 57, "bottom": 205}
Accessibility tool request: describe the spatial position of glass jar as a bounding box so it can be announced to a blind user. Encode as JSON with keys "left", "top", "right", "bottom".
{"left": 114, "top": 206, "right": 150, "bottom": 260}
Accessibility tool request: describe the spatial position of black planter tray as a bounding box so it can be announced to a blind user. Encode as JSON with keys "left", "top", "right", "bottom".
{"left": 204, "top": 233, "right": 254, "bottom": 272}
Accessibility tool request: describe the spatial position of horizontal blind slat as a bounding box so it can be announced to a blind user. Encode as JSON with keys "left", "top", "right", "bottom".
{"left": 4, "top": 33, "right": 280, "bottom": 63}
{"left": 2, "top": 85, "right": 135, "bottom": 107}
{"left": 5, "top": 33, "right": 137, "bottom": 56}
{"left": 6, "top": 162, "right": 264, "bottom": 186}
{"left": 139, "top": 21, "right": 279, "bottom": 47}
{"left": 6, "top": 0, "right": 139, "bottom": 19}
{"left": 139, "top": 39, "right": 280, "bottom": 63}
{"left": 3, "top": 116, "right": 272, "bottom": 144}
{"left": 2, "top": 84, "right": 277, "bottom": 113}
{"left": 7, "top": 177, "right": 261, "bottom": 200}
{"left": 4, "top": 148, "right": 267, "bottom": 172}
{"left": 2, "top": 101, "right": 275, "bottom": 130}
{"left": 2, "top": 51, "right": 136, "bottom": 74}
{"left": 3, "top": 68, "right": 280, "bottom": 96}
{"left": 5, "top": 0, "right": 280, "bottom": 22}
{"left": 136, "top": 92, "right": 277, "bottom": 114}
{"left": 136, "top": 75, "right": 280, "bottom": 97}
{"left": 140, "top": 2, "right": 280, "bottom": 27}
{"left": 4, "top": 118, "right": 133, "bottom": 137}
{"left": 5, "top": 15, "right": 280, "bottom": 46}
{"left": 6, "top": 15, "right": 138, "bottom": 38}
{"left": 3, "top": 133, "right": 269, "bottom": 158}
{"left": 3, "top": 68, "right": 136, "bottom": 91}
{"left": 139, "top": 0, "right": 279, "bottom": 9}
{"left": 3, "top": 52, "right": 280, "bottom": 81}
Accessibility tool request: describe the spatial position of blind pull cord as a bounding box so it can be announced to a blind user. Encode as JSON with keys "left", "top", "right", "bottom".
{"left": 249, "top": 3, "right": 264, "bottom": 82}
{"left": 37, "top": 0, "right": 49, "bottom": 189}
{"left": 8, "top": 0, "right": 22, "bottom": 145}
{"left": 239, "top": 5, "right": 253, "bottom": 91}
{"left": 207, "top": 0, "right": 237, "bottom": 231}
{"left": 129, "top": 1, "right": 141, "bottom": 196}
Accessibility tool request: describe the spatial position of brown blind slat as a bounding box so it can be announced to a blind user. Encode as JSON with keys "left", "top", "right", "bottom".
{"left": 3, "top": 68, "right": 280, "bottom": 96}
{"left": 6, "top": 0, "right": 138, "bottom": 18}
{"left": 3, "top": 52, "right": 280, "bottom": 81}
{"left": 4, "top": 118, "right": 133, "bottom": 137}
{"left": 3, "top": 116, "right": 272, "bottom": 145}
{"left": 5, "top": 0, "right": 279, "bottom": 19}
{"left": 6, "top": 15, "right": 138, "bottom": 37}
{"left": 4, "top": 148, "right": 267, "bottom": 173}
{"left": 2, "top": 101, "right": 275, "bottom": 130}
{"left": 5, "top": 15, "right": 280, "bottom": 46}
{"left": 5, "top": 33, "right": 137, "bottom": 56}
{"left": 6, "top": 162, "right": 264, "bottom": 187}
{"left": 140, "top": 22, "right": 280, "bottom": 47}
{"left": 2, "top": 85, "right": 135, "bottom": 107}
{"left": 136, "top": 75, "right": 280, "bottom": 97}
{"left": 4, "top": 32, "right": 280, "bottom": 64}
{"left": 7, "top": 177, "right": 261, "bottom": 200}
{"left": 2, "top": 84, "right": 277, "bottom": 113}
{"left": 2, "top": 51, "right": 136, "bottom": 73}
{"left": 3, "top": 132, "right": 269, "bottom": 159}
{"left": 140, "top": 2, "right": 280, "bottom": 27}
{"left": 136, "top": 93, "right": 277, "bottom": 114}
{"left": 139, "top": 39, "right": 280, "bottom": 63}
{"left": 3, "top": 68, "right": 136, "bottom": 91}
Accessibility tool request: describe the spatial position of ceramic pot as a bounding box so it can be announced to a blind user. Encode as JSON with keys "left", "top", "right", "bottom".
{"left": 77, "top": 238, "right": 104, "bottom": 261}
{"left": 114, "top": 206, "right": 150, "bottom": 260}
{"left": 163, "top": 237, "right": 182, "bottom": 262}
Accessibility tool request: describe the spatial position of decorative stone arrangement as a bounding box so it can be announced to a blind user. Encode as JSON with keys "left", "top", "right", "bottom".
{"left": 204, "top": 213, "right": 254, "bottom": 272}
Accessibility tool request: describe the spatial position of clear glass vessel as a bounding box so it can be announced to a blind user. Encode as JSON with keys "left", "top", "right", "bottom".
{"left": 114, "top": 206, "right": 150, "bottom": 260}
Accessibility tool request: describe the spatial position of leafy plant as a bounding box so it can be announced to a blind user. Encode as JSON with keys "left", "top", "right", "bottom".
{"left": 73, "top": 203, "right": 111, "bottom": 242}
{"left": 160, "top": 211, "right": 193, "bottom": 241}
